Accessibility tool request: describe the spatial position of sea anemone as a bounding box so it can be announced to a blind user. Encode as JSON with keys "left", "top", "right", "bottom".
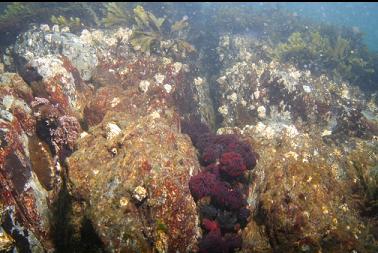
{"left": 212, "top": 184, "right": 246, "bottom": 210}
{"left": 200, "top": 204, "right": 218, "bottom": 220}
{"left": 198, "top": 229, "right": 224, "bottom": 253}
{"left": 216, "top": 210, "right": 238, "bottom": 232}
{"left": 224, "top": 233, "right": 242, "bottom": 252}
{"left": 202, "top": 218, "right": 220, "bottom": 232}
{"left": 184, "top": 119, "right": 258, "bottom": 251}
{"left": 189, "top": 171, "right": 218, "bottom": 201}
{"left": 237, "top": 207, "right": 251, "bottom": 228}
{"left": 219, "top": 151, "right": 247, "bottom": 178}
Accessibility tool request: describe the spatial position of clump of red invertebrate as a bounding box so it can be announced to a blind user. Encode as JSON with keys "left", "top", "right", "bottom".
{"left": 182, "top": 119, "right": 258, "bottom": 253}
{"left": 189, "top": 171, "right": 219, "bottom": 201}
{"left": 202, "top": 218, "right": 220, "bottom": 232}
{"left": 219, "top": 151, "right": 247, "bottom": 178}
{"left": 198, "top": 229, "right": 224, "bottom": 253}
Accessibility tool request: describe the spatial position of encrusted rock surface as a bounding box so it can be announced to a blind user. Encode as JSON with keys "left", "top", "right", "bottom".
{"left": 67, "top": 111, "right": 201, "bottom": 252}
{"left": 2, "top": 24, "right": 218, "bottom": 252}
{"left": 11, "top": 25, "right": 215, "bottom": 125}
{"left": 0, "top": 15, "right": 376, "bottom": 252}
{"left": 215, "top": 35, "right": 377, "bottom": 134}
{"left": 215, "top": 34, "right": 378, "bottom": 252}
{"left": 14, "top": 24, "right": 98, "bottom": 81}
{"left": 0, "top": 72, "right": 55, "bottom": 252}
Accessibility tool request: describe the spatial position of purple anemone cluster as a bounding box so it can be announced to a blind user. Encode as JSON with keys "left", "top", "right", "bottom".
{"left": 182, "top": 119, "right": 258, "bottom": 253}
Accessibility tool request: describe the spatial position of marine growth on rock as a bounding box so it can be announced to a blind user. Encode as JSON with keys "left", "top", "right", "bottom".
{"left": 183, "top": 119, "right": 258, "bottom": 253}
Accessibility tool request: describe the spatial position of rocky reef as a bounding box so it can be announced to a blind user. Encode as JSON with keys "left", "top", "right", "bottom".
{"left": 0, "top": 3, "right": 377, "bottom": 253}
{"left": 214, "top": 33, "right": 378, "bottom": 252}
{"left": 1, "top": 20, "right": 211, "bottom": 252}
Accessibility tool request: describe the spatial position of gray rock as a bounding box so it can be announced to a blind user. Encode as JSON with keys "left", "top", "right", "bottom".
{"left": 14, "top": 26, "right": 98, "bottom": 81}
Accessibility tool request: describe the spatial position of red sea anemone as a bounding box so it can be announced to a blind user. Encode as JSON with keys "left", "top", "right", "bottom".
{"left": 212, "top": 184, "right": 245, "bottom": 210}
{"left": 189, "top": 171, "right": 218, "bottom": 201}
{"left": 198, "top": 229, "right": 224, "bottom": 253}
{"left": 183, "top": 119, "right": 258, "bottom": 251}
{"left": 224, "top": 233, "right": 242, "bottom": 252}
{"left": 219, "top": 151, "right": 247, "bottom": 178}
{"left": 202, "top": 218, "right": 220, "bottom": 232}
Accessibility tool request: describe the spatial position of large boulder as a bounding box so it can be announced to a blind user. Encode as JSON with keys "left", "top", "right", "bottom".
{"left": 67, "top": 110, "right": 201, "bottom": 252}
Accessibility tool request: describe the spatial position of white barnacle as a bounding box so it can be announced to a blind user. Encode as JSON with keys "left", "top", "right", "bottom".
{"left": 139, "top": 80, "right": 150, "bottom": 93}
{"left": 105, "top": 122, "right": 122, "bottom": 140}
{"left": 133, "top": 186, "right": 147, "bottom": 202}
{"left": 257, "top": 106, "right": 266, "bottom": 119}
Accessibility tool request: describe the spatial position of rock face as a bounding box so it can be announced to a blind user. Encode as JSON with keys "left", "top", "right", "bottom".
{"left": 67, "top": 111, "right": 201, "bottom": 253}
{"left": 14, "top": 24, "right": 98, "bottom": 81}
{"left": 215, "top": 35, "right": 377, "bottom": 134}
{"left": 0, "top": 17, "right": 376, "bottom": 252}
{"left": 11, "top": 25, "right": 215, "bottom": 127}
{"left": 3, "top": 24, "right": 218, "bottom": 252}
{"left": 215, "top": 34, "right": 378, "bottom": 252}
{"left": 0, "top": 73, "right": 55, "bottom": 252}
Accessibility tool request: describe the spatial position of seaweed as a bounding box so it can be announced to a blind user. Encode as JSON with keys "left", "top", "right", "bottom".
{"left": 50, "top": 15, "right": 82, "bottom": 30}
{"left": 129, "top": 6, "right": 195, "bottom": 59}
{"left": 0, "top": 2, "right": 32, "bottom": 22}
{"left": 0, "top": 3, "right": 102, "bottom": 46}
{"left": 274, "top": 29, "right": 376, "bottom": 87}
{"left": 129, "top": 5, "right": 165, "bottom": 54}
{"left": 101, "top": 3, "right": 195, "bottom": 58}
{"left": 101, "top": 2, "right": 133, "bottom": 28}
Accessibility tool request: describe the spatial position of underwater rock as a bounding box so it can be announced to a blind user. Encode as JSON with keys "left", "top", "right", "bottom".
{"left": 14, "top": 25, "right": 98, "bottom": 81}
{"left": 331, "top": 108, "right": 378, "bottom": 140}
{"left": 0, "top": 72, "right": 55, "bottom": 252}
{"left": 11, "top": 26, "right": 141, "bottom": 117}
{"left": 85, "top": 53, "right": 214, "bottom": 128}
{"left": 27, "top": 56, "right": 82, "bottom": 110}
{"left": 1, "top": 10, "right": 375, "bottom": 252}
{"left": 215, "top": 34, "right": 374, "bottom": 136}
{"left": 214, "top": 37, "right": 378, "bottom": 252}
{"left": 12, "top": 25, "right": 214, "bottom": 129}
{"left": 67, "top": 111, "right": 201, "bottom": 252}
{"left": 218, "top": 118, "right": 378, "bottom": 252}
{"left": 257, "top": 156, "right": 370, "bottom": 253}
{"left": 31, "top": 97, "right": 81, "bottom": 160}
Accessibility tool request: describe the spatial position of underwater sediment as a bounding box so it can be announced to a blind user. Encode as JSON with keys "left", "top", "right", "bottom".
{"left": 0, "top": 3, "right": 377, "bottom": 253}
